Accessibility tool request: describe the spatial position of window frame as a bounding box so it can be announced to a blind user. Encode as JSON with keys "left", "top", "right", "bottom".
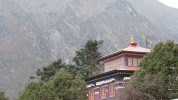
{"left": 100, "top": 85, "right": 106, "bottom": 99}
{"left": 127, "top": 57, "right": 142, "bottom": 67}
{"left": 108, "top": 82, "right": 115, "bottom": 97}
{"left": 88, "top": 88, "right": 95, "bottom": 100}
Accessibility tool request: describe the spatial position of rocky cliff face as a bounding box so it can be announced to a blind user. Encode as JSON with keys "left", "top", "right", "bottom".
{"left": 0, "top": 0, "right": 178, "bottom": 99}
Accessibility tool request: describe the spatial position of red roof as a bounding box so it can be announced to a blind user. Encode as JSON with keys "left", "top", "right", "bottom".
{"left": 99, "top": 43, "right": 150, "bottom": 61}
{"left": 122, "top": 45, "right": 151, "bottom": 53}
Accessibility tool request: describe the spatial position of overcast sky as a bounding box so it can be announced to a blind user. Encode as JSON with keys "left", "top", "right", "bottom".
{"left": 158, "top": 0, "right": 178, "bottom": 8}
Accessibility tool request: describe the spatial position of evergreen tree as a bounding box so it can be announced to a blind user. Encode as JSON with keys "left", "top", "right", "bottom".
{"left": 19, "top": 69, "right": 86, "bottom": 100}
{"left": 73, "top": 40, "right": 103, "bottom": 78}
{"left": 19, "top": 82, "right": 56, "bottom": 100}
{"left": 36, "top": 40, "right": 103, "bottom": 80}
{"left": 122, "top": 40, "right": 178, "bottom": 99}
{"left": 21, "top": 39, "right": 101, "bottom": 100}
{"left": 120, "top": 74, "right": 164, "bottom": 100}
{"left": 36, "top": 59, "right": 66, "bottom": 82}
{"left": 48, "top": 69, "right": 86, "bottom": 100}
{"left": 0, "top": 91, "right": 8, "bottom": 100}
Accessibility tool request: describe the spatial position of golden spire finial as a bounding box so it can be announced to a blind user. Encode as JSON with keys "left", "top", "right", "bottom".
{"left": 131, "top": 35, "right": 134, "bottom": 43}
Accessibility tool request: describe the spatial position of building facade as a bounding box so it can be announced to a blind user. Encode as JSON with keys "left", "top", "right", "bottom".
{"left": 86, "top": 37, "right": 150, "bottom": 100}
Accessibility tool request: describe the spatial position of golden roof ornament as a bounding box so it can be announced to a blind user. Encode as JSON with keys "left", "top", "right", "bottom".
{"left": 130, "top": 35, "right": 134, "bottom": 43}
{"left": 129, "top": 35, "right": 137, "bottom": 47}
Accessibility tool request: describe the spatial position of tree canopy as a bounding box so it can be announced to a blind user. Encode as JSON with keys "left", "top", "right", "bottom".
{"left": 73, "top": 40, "right": 103, "bottom": 78}
{"left": 36, "top": 40, "right": 103, "bottom": 81}
{"left": 121, "top": 40, "right": 178, "bottom": 100}
{"left": 20, "top": 39, "right": 102, "bottom": 100}
{"left": 19, "top": 82, "right": 56, "bottom": 100}
{"left": 36, "top": 59, "right": 67, "bottom": 82}
{"left": 0, "top": 91, "right": 8, "bottom": 100}
{"left": 48, "top": 69, "right": 86, "bottom": 100}
{"left": 19, "top": 69, "right": 86, "bottom": 100}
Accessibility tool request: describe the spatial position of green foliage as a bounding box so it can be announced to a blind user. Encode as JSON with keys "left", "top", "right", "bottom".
{"left": 139, "top": 40, "right": 178, "bottom": 77}
{"left": 0, "top": 91, "right": 8, "bottom": 100}
{"left": 21, "top": 39, "right": 101, "bottom": 100}
{"left": 36, "top": 40, "right": 103, "bottom": 81}
{"left": 139, "top": 40, "right": 178, "bottom": 99}
{"left": 48, "top": 69, "right": 86, "bottom": 100}
{"left": 36, "top": 59, "right": 66, "bottom": 82}
{"left": 120, "top": 75, "right": 164, "bottom": 100}
{"left": 73, "top": 40, "right": 103, "bottom": 78}
{"left": 123, "top": 40, "right": 178, "bottom": 100}
{"left": 20, "top": 69, "right": 86, "bottom": 100}
{"left": 19, "top": 82, "right": 56, "bottom": 100}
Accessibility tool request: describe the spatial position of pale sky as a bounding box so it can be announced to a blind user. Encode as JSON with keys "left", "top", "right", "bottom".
{"left": 158, "top": 0, "right": 178, "bottom": 8}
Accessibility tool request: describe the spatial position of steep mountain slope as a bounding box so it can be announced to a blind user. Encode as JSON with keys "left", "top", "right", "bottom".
{"left": 0, "top": 0, "right": 178, "bottom": 99}
{"left": 128, "top": 0, "right": 178, "bottom": 40}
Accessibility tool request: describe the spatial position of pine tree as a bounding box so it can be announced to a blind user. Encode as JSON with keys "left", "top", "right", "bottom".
{"left": 36, "top": 59, "right": 66, "bottom": 82}
{"left": 73, "top": 40, "right": 103, "bottom": 78}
